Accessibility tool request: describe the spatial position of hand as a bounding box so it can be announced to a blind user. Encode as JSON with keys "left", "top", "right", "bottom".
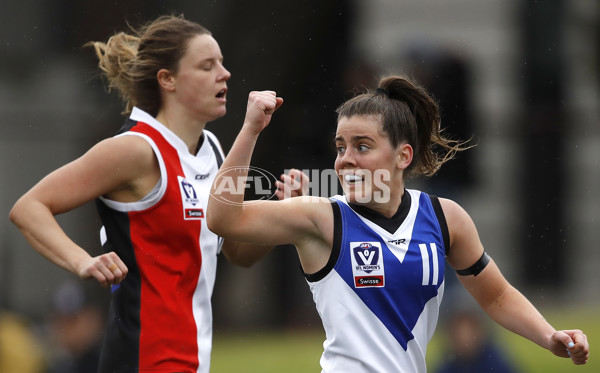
{"left": 275, "top": 168, "right": 310, "bottom": 199}
{"left": 548, "top": 329, "right": 589, "bottom": 365}
{"left": 243, "top": 91, "right": 283, "bottom": 135}
{"left": 77, "top": 251, "right": 128, "bottom": 288}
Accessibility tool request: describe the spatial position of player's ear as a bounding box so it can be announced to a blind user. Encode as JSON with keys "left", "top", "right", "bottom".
{"left": 396, "top": 143, "right": 413, "bottom": 170}
{"left": 157, "top": 69, "right": 176, "bottom": 92}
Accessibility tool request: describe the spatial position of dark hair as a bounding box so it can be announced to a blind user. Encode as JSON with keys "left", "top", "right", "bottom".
{"left": 87, "top": 14, "right": 211, "bottom": 116}
{"left": 336, "top": 75, "right": 472, "bottom": 179}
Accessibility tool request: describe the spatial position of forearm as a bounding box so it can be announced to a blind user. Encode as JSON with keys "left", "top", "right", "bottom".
{"left": 482, "top": 284, "right": 556, "bottom": 349}
{"left": 460, "top": 261, "right": 556, "bottom": 350}
{"left": 9, "top": 198, "right": 91, "bottom": 275}
{"left": 208, "top": 126, "right": 259, "bottom": 232}
{"left": 221, "top": 125, "right": 260, "bottom": 178}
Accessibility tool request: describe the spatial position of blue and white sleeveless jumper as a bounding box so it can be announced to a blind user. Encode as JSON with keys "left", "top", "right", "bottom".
{"left": 306, "top": 189, "right": 449, "bottom": 373}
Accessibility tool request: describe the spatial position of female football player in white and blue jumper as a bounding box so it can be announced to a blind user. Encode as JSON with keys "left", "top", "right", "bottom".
{"left": 207, "top": 76, "right": 589, "bottom": 372}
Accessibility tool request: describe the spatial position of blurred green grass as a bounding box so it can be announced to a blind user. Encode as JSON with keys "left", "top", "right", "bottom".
{"left": 212, "top": 305, "right": 597, "bottom": 372}
{"left": 212, "top": 330, "right": 324, "bottom": 373}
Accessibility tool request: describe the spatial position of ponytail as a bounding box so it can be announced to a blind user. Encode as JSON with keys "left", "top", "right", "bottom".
{"left": 336, "top": 75, "right": 473, "bottom": 179}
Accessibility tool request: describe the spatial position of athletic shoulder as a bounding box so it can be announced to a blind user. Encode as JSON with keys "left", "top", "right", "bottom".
{"left": 438, "top": 197, "right": 485, "bottom": 270}
{"left": 91, "top": 134, "right": 154, "bottom": 167}
{"left": 84, "top": 135, "right": 158, "bottom": 199}
{"left": 437, "top": 198, "right": 470, "bottom": 224}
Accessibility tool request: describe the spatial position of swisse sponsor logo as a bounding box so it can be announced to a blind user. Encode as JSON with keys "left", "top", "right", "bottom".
{"left": 355, "top": 276, "right": 384, "bottom": 287}
{"left": 186, "top": 209, "right": 204, "bottom": 218}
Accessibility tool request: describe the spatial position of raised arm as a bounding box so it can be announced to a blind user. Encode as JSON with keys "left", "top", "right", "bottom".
{"left": 207, "top": 91, "right": 333, "bottom": 272}
{"left": 441, "top": 198, "right": 589, "bottom": 365}
{"left": 220, "top": 168, "right": 310, "bottom": 268}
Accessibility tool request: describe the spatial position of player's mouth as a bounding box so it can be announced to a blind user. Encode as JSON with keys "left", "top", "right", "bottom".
{"left": 216, "top": 88, "right": 227, "bottom": 101}
{"left": 343, "top": 173, "right": 364, "bottom": 186}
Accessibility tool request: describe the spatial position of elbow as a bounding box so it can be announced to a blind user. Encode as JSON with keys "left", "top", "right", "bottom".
{"left": 206, "top": 215, "right": 219, "bottom": 234}
{"left": 8, "top": 199, "right": 24, "bottom": 227}
{"left": 226, "top": 253, "right": 256, "bottom": 269}
{"left": 206, "top": 200, "right": 239, "bottom": 237}
{"left": 207, "top": 213, "right": 247, "bottom": 242}
{"left": 9, "top": 196, "right": 43, "bottom": 231}
{"left": 206, "top": 213, "right": 228, "bottom": 237}
{"left": 236, "top": 260, "right": 255, "bottom": 269}
{"left": 206, "top": 199, "right": 244, "bottom": 239}
{"left": 221, "top": 241, "right": 267, "bottom": 268}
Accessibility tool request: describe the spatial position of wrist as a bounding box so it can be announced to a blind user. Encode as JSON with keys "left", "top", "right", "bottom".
{"left": 240, "top": 123, "right": 263, "bottom": 138}
{"left": 69, "top": 247, "right": 93, "bottom": 277}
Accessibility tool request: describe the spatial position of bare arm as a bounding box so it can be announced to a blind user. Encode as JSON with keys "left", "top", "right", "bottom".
{"left": 442, "top": 198, "right": 589, "bottom": 365}
{"left": 207, "top": 91, "right": 333, "bottom": 272}
{"left": 221, "top": 169, "right": 311, "bottom": 268}
{"left": 8, "top": 135, "right": 157, "bottom": 287}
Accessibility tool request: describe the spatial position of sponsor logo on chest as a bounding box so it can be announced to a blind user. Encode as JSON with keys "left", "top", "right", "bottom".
{"left": 350, "top": 242, "right": 385, "bottom": 288}
{"left": 178, "top": 176, "right": 204, "bottom": 220}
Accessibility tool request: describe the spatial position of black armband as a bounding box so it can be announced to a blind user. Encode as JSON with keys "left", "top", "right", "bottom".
{"left": 456, "top": 252, "right": 491, "bottom": 277}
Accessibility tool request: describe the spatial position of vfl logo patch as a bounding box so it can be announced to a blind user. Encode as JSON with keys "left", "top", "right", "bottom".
{"left": 178, "top": 176, "right": 203, "bottom": 220}
{"left": 350, "top": 242, "right": 385, "bottom": 288}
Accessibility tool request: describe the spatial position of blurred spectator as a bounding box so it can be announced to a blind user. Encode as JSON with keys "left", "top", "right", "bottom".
{"left": 0, "top": 310, "right": 45, "bottom": 372}
{"left": 45, "top": 281, "right": 105, "bottom": 373}
{"left": 435, "top": 289, "right": 519, "bottom": 373}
